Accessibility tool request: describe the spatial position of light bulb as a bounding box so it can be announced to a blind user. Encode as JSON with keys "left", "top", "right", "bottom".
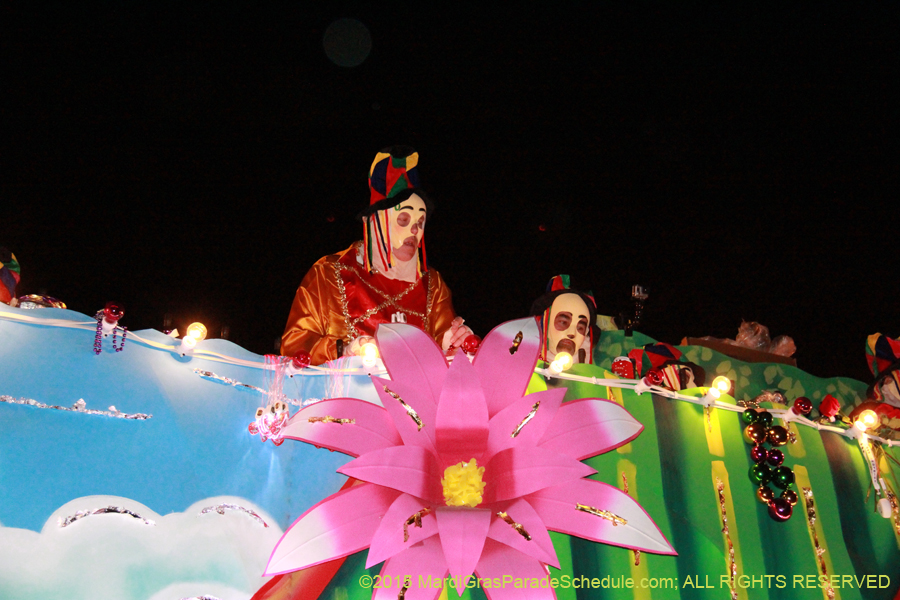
{"left": 549, "top": 351, "right": 573, "bottom": 375}
{"left": 854, "top": 409, "right": 879, "bottom": 431}
{"left": 186, "top": 322, "right": 207, "bottom": 342}
{"left": 179, "top": 334, "right": 197, "bottom": 356}
{"left": 361, "top": 342, "right": 379, "bottom": 366}
{"left": 712, "top": 376, "right": 731, "bottom": 394}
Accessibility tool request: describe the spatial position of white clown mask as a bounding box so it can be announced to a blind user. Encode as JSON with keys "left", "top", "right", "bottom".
{"left": 388, "top": 194, "right": 426, "bottom": 262}
{"left": 546, "top": 293, "right": 591, "bottom": 362}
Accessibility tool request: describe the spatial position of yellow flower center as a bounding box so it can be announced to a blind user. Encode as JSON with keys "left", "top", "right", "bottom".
{"left": 441, "top": 458, "right": 485, "bottom": 507}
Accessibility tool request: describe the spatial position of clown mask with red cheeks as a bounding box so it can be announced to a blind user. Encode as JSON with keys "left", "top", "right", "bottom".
{"left": 388, "top": 194, "right": 426, "bottom": 262}
{"left": 547, "top": 293, "right": 590, "bottom": 362}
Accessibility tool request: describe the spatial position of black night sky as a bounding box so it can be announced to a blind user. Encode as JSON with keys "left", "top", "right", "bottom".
{"left": 4, "top": 3, "right": 898, "bottom": 382}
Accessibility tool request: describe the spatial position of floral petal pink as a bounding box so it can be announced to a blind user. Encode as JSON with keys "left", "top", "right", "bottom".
{"left": 538, "top": 398, "right": 644, "bottom": 460}
{"left": 374, "top": 537, "right": 448, "bottom": 600}
{"left": 371, "top": 375, "right": 438, "bottom": 454}
{"left": 337, "top": 445, "right": 444, "bottom": 503}
{"left": 436, "top": 506, "right": 491, "bottom": 586}
{"left": 366, "top": 493, "right": 438, "bottom": 568}
{"left": 282, "top": 398, "right": 401, "bottom": 457}
{"left": 527, "top": 478, "right": 676, "bottom": 555}
{"left": 487, "top": 498, "right": 559, "bottom": 568}
{"left": 483, "top": 446, "right": 595, "bottom": 504}
{"left": 474, "top": 538, "right": 554, "bottom": 600}
{"left": 264, "top": 483, "right": 401, "bottom": 576}
{"left": 473, "top": 317, "right": 542, "bottom": 417}
{"left": 435, "top": 350, "right": 489, "bottom": 466}
{"left": 484, "top": 388, "right": 566, "bottom": 461}
{"left": 377, "top": 323, "right": 448, "bottom": 409}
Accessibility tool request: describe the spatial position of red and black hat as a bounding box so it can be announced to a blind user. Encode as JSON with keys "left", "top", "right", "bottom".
{"left": 357, "top": 146, "right": 433, "bottom": 220}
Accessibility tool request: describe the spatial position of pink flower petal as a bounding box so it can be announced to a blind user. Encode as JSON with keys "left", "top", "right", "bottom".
{"left": 282, "top": 398, "right": 401, "bottom": 457}
{"left": 338, "top": 445, "right": 444, "bottom": 503}
{"left": 373, "top": 537, "right": 448, "bottom": 600}
{"left": 484, "top": 388, "right": 566, "bottom": 462}
{"left": 538, "top": 398, "right": 644, "bottom": 460}
{"left": 366, "top": 493, "right": 438, "bottom": 568}
{"left": 475, "top": 538, "right": 555, "bottom": 600}
{"left": 377, "top": 323, "right": 448, "bottom": 409}
{"left": 527, "top": 478, "right": 676, "bottom": 555}
{"left": 264, "top": 483, "right": 401, "bottom": 576}
{"left": 436, "top": 506, "right": 491, "bottom": 585}
{"left": 483, "top": 446, "right": 595, "bottom": 504}
{"left": 473, "top": 317, "right": 542, "bottom": 417}
{"left": 435, "top": 350, "right": 489, "bottom": 466}
{"left": 487, "top": 498, "right": 559, "bottom": 568}
{"left": 371, "top": 375, "right": 438, "bottom": 454}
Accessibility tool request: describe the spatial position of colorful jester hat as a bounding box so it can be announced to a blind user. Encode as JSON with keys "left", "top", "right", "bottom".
{"left": 866, "top": 333, "right": 900, "bottom": 400}
{"left": 266, "top": 317, "right": 675, "bottom": 599}
{"left": 0, "top": 247, "right": 21, "bottom": 305}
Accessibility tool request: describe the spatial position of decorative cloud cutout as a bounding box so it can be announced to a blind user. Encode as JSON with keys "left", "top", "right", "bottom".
{"left": 0, "top": 495, "right": 280, "bottom": 600}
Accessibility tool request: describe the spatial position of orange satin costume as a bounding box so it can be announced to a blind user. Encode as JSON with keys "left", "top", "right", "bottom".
{"left": 281, "top": 242, "right": 457, "bottom": 364}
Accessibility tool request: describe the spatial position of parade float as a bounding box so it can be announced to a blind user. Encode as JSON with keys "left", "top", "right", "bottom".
{"left": 1, "top": 299, "right": 898, "bottom": 600}
{"left": 2, "top": 147, "right": 898, "bottom": 599}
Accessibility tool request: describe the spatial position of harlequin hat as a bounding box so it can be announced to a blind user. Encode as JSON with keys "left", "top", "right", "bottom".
{"left": 866, "top": 333, "right": 900, "bottom": 378}
{"left": 0, "top": 247, "right": 21, "bottom": 305}
{"left": 357, "top": 145, "right": 432, "bottom": 220}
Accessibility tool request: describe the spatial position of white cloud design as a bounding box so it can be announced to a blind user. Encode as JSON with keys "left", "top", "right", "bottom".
{"left": 0, "top": 495, "right": 281, "bottom": 600}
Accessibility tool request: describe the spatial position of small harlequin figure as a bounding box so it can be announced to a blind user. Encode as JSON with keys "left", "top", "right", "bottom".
{"left": 848, "top": 333, "right": 900, "bottom": 436}
{"left": 0, "top": 247, "right": 20, "bottom": 306}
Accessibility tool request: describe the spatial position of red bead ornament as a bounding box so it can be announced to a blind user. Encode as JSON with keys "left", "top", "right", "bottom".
{"left": 768, "top": 497, "right": 793, "bottom": 522}
{"left": 646, "top": 368, "right": 664, "bottom": 386}
{"left": 291, "top": 351, "right": 312, "bottom": 370}
{"left": 792, "top": 396, "right": 812, "bottom": 415}
{"left": 766, "top": 448, "right": 785, "bottom": 467}
{"left": 750, "top": 445, "right": 769, "bottom": 464}
{"left": 461, "top": 334, "right": 482, "bottom": 354}
{"left": 767, "top": 425, "right": 789, "bottom": 447}
{"left": 103, "top": 301, "right": 124, "bottom": 323}
{"left": 94, "top": 303, "right": 127, "bottom": 354}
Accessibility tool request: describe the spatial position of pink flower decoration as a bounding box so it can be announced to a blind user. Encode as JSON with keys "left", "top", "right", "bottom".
{"left": 266, "top": 317, "right": 675, "bottom": 599}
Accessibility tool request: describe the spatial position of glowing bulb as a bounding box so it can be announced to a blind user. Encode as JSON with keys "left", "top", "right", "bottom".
{"left": 179, "top": 334, "right": 198, "bottom": 355}
{"left": 707, "top": 387, "right": 721, "bottom": 399}
{"left": 854, "top": 409, "right": 879, "bottom": 431}
{"left": 361, "top": 342, "right": 379, "bottom": 366}
{"left": 549, "top": 351, "right": 573, "bottom": 375}
{"left": 186, "top": 322, "right": 207, "bottom": 342}
{"left": 712, "top": 376, "right": 731, "bottom": 394}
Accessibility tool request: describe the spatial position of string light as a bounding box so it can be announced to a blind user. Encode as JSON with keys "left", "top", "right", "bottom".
{"left": 853, "top": 409, "right": 878, "bottom": 431}
{"left": 712, "top": 376, "right": 732, "bottom": 394}
{"left": 186, "top": 322, "right": 208, "bottom": 342}
{"left": 361, "top": 341, "right": 379, "bottom": 366}
{"left": 549, "top": 351, "right": 573, "bottom": 375}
